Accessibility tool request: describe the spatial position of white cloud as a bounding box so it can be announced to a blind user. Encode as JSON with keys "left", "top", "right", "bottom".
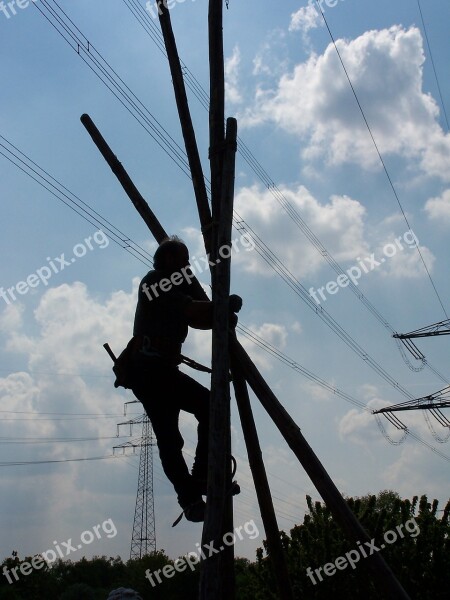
{"left": 424, "top": 189, "right": 450, "bottom": 223}
{"left": 244, "top": 26, "right": 450, "bottom": 181}
{"left": 235, "top": 183, "right": 369, "bottom": 278}
{"left": 252, "top": 29, "right": 289, "bottom": 80}
{"left": 289, "top": 2, "right": 322, "bottom": 34}
{"left": 373, "top": 229, "right": 435, "bottom": 280}
{"left": 225, "top": 45, "right": 242, "bottom": 105}
{"left": 238, "top": 322, "right": 288, "bottom": 371}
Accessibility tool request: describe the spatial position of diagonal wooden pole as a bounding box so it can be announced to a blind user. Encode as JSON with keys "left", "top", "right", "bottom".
{"left": 231, "top": 338, "right": 411, "bottom": 600}
{"left": 80, "top": 113, "right": 168, "bottom": 243}
{"left": 157, "top": 3, "right": 212, "bottom": 253}
{"left": 80, "top": 113, "right": 207, "bottom": 300}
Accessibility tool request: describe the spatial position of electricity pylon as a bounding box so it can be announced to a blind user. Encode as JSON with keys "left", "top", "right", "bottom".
{"left": 114, "top": 406, "right": 156, "bottom": 559}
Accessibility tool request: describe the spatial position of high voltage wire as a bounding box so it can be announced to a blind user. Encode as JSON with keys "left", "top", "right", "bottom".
{"left": 0, "top": 135, "right": 154, "bottom": 268}
{"left": 0, "top": 410, "right": 126, "bottom": 415}
{"left": 0, "top": 416, "right": 125, "bottom": 421}
{"left": 235, "top": 220, "right": 418, "bottom": 403}
{"left": 19, "top": 1, "right": 448, "bottom": 451}
{"left": 416, "top": 0, "right": 450, "bottom": 132}
{"left": 235, "top": 324, "right": 450, "bottom": 462}
{"left": 0, "top": 436, "right": 132, "bottom": 444}
{"left": 313, "top": 0, "right": 449, "bottom": 320}
{"left": 35, "top": 0, "right": 193, "bottom": 180}
{"left": 118, "top": 0, "right": 449, "bottom": 386}
{"left": 0, "top": 455, "right": 126, "bottom": 467}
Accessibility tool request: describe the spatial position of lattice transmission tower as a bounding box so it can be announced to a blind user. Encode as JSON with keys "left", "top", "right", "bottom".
{"left": 114, "top": 406, "right": 157, "bottom": 559}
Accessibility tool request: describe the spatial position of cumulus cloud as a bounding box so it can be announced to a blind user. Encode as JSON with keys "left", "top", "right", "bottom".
{"left": 424, "top": 189, "right": 450, "bottom": 223}
{"left": 289, "top": 1, "right": 322, "bottom": 34}
{"left": 338, "top": 383, "right": 436, "bottom": 448}
{"left": 238, "top": 322, "right": 289, "bottom": 371}
{"left": 0, "top": 282, "right": 141, "bottom": 555}
{"left": 252, "top": 29, "right": 289, "bottom": 80}
{"left": 235, "top": 183, "right": 369, "bottom": 278}
{"left": 373, "top": 228, "right": 435, "bottom": 279}
{"left": 244, "top": 26, "right": 450, "bottom": 181}
{"left": 225, "top": 45, "right": 242, "bottom": 105}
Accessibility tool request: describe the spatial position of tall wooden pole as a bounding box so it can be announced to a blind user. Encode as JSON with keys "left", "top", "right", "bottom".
{"left": 200, "top": 118, "right": 237, "bottom": 600}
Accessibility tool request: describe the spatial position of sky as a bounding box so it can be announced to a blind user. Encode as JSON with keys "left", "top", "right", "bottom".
{"left": 1, "top": 0, "right": 450, "bottom": 582}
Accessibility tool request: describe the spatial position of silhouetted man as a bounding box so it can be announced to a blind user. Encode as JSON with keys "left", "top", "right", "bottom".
{"left": 129, "top": 236, "right": 240, "bottom": 522}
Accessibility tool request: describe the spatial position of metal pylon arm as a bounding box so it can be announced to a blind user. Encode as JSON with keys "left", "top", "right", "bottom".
{"left": 373, "top": 385, "right": 450, "bottom": 414}
{"left": 393, "top": 319, "right": 450, "bottom": 339}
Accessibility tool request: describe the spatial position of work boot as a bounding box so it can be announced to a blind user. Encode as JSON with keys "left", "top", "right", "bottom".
{"left": 191, "top": 461, "right": 208, "bottom": 496}
{"left": 183, "top": 498, "right": 206, "bottom": 522}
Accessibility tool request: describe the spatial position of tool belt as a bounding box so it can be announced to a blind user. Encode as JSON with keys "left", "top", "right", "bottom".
{"left": 108, "top": 336, "right": 212, "bottom": 390}
{"left": 111, "top": 337, "right": 139, "bottom": 389}
{"left": 140, "top": 335, "right": 183, "bottom": 363}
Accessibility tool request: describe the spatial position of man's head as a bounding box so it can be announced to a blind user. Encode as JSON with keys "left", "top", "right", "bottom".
{"left": 153, "top": 236, "right": 189, "bottom": 273}
{"left": 107, "top": 589, "right": 143, "bottom": 600}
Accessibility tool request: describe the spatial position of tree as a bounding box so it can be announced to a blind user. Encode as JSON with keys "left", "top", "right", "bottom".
{"left": 249, "top": 490, "right": 450, "bottom": 600}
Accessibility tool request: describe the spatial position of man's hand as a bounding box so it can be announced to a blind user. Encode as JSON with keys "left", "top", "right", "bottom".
{"left": 229, "top": 294, "right": 243, "bottom": 313}
{"left": 229, "top": 312, "right": 238, "bottom": 329}
{"left": 185, "top": 300, "right": 214, "bottom": 329}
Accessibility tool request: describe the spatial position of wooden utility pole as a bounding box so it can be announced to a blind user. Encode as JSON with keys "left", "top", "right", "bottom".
{"left": 80, "top": 114, "right": 167, "bottom": 244}
{"left": 200, "top": 117, "right": 237, "bottom": 599}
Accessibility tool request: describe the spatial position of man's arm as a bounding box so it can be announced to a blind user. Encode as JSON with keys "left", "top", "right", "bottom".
{"left": 184, "top": 299, "right": 240, "bottom": 330}
{"left": 184, "top": 300, "right": 214, "bottom": 330}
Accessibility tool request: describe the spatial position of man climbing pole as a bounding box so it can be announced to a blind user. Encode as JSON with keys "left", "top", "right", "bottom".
{"left": 124, "top": 236, "right": 241, "bottom": 523}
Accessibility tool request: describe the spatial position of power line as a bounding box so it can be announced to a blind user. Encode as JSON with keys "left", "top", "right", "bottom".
{"left": 416, "top": 0, "right": 450, "bottom": 131}
{"left": 313, "top": 0, "right": 448, "bottom": 320}
{"left": 0, "top": 436, "right": 132, "bottom": 444}
{"left": 35, "top": 0, "right": 193, "bottom": 180}
{"left": 236, "top": 323, "right": 450, "bottom": 461}
{"left": 118, "top": 0, "right": 449, "bottom": 385}
{"left": 0, "top": 134, "right": 154, "bottom": 268}
{"left": 19, "top": 1, "right": 449, "bottom": 453}
{"left": 0, "top": 454, "right": 124, "bottom": 467}
{"left": 0, "top": 416, "right": 125, "bottom": 421}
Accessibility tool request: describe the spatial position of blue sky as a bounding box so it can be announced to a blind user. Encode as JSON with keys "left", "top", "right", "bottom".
{"left": 1, "top": 0, "right": 450, "bottom": 580}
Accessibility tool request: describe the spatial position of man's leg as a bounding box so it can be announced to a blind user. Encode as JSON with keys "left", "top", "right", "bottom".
{"left": 172, "top": 369, "right": 209, "bottom": 487}
{"left": 131, "top": 360, "right": 202, "bottom": 508}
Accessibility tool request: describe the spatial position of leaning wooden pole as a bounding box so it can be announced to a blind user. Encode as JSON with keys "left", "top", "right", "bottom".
{"left": 80, "top": 114, "right": 167, "bottom": 244}
{"left": 230, "top": 349, "right": 294, "bottom": 600}
{"left": 208, "top": 0, "right": 225, "bottom": 226}
{"left": 80, "top": 114, "right": 207, "bottom": 302}
{"left": 231, "top": 337, "right": 411, "bottom": 600}
{"left": 157, "top": 3, "right": 212, "bottom": 253}
{"left": 200, "top": 118, "right": 237, "bottom": 600}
